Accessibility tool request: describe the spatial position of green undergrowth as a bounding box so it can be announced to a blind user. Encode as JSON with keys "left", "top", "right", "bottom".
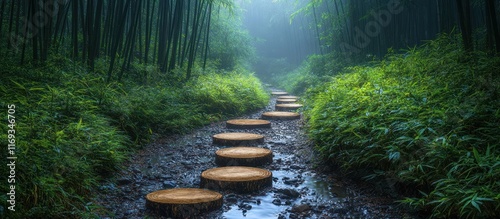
{"left": 304, "top": 35, "right": 500, "bottom": 218}
{"left": 0, "top": 57, "right": 268, "bottom": 218}
{"left": 272, "top": 53, "right": 354, "bottom": 95}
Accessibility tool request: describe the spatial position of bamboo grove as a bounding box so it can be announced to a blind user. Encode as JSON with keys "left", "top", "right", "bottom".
{"left": 294, "top": 0, "right": 500, "bottom": 62}
{"left": 0, "top": 0, "right": 234, "bottom": 82}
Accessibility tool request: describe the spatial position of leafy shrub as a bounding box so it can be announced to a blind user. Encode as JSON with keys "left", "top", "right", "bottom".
{"left": 304, "top": 34, "right": 500, "bottom": 218}
{"left": 0, "top": 70, "right": 129, "bottom": 218}
{"left": 188, "top": 68, "right": 269, "bottom": 116}
{"left": 272, "top": 52, "right": 351, "bottom": 95}
{"left": 107, "top": 86, "right": 205, "bottom": 143}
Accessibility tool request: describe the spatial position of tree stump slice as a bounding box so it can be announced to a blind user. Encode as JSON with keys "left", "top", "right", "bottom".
{"left": 226, "top": 119, "right": 271, "bottom": 129}
{"left": 261, "top": 111, "right": 300, "bottom": 120}
{"left": 215, "top": 146, "right": 273, "bottom": 167}
{"left": 276, "top": 98, "right": 297, "bottom": 104}
{"left": 271, "top": 91, "right": 288, "bottom": 96}
{"left": 200, "top": 166, "right": 272, "bottom": 193}
{"left": 280, "top": 95, "right": 299, "bottom": 99}
{"left": 275, "top": 103, "right": 303, "bottom": 111}
{"left": 213, "top": 132, "right": 265, "bottom": 146}
{"left": 145, "top": 188, "right": 223, "bottom": 218}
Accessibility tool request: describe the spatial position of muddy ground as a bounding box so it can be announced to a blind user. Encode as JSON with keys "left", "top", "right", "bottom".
{"left": 96, "top": 94, "right": 419, "bottom": 219}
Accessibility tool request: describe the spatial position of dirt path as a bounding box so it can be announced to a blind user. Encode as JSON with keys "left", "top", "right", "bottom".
{"left": 96, "top": 92, "right": 417, "bottom": 219}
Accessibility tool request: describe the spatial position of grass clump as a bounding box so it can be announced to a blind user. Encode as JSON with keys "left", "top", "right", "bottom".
{"left": 304, "top": 34, "right": 500, "bottom": 218}
{"left": 272, "top": 53, "right": 354, "bottom": 95}
{"left": 188, "top": 67, "right": 269, "bottom": 116}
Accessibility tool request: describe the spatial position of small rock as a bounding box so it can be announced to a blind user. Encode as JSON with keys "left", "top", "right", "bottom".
{"left": 272, "top": 140, "right": 286, "bottom": 145}
{"left": 277, "top": 188, "right": 301, "bottom": 198}
{"left": 225, "top": 194, "right": 238, "bottom": 203}
{"left": 117, "top": 177, "right": 133, "bottom": 185}
{"left": 272, "top": 198, "right": 281, "bottom": 205}
{"left": 238, "top": 203, "right": 252, "bottom": 210}
{"left": 284, "top": 178, "right": 299, "bottom": 185}
{"left": 160, "top": 174, "right": 173, "bottom": 180}
{"left": 125, "top": 209, "right": 137, "bottom": 215}
{"left": 163, "top": 180, "right": 177, "bottom": 188}
{"left": 331, "top": 208, "right": 348, "bottom": 214}
{"left": 290, "top": 165, "right": 302, "bottom": 170}
{"left": 291, "top": 203, "right": 311, "bottom": 213}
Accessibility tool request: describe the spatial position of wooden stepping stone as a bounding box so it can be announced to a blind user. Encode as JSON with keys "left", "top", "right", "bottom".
{"left": 215, "top": 146, "right": 272, "bottom": 167}
{"left": 226, "top": 119, "right": 271, "bottom": 129}
{"left": 271, "top": 91, "right": 288, "bottom": 96}
{"left": 146, "top": 188, "right": 223, "bottom": 218}
{"left": 213, "top": 132, "right": 264, "bottom": 146}
{"left": 275, "top": 103, "right": 303, "bottom": 111}
{"left": 261, "top": 111, "right": 300, "bottom": 120}
{"left": 280, "top": 95, "right": 298, "bottom": 99}
{"left": 276, "top": 98, "right": 297, "bottom": 104}
{"left": 200, "top": 166, "right": 272, "bottom": 193}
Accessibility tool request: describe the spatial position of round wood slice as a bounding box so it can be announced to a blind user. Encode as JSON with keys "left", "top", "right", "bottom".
{"left": 271, "top": 91, "right": 288, "bottom": 95}
{"left": 276, "top": 98, "right": 297, "bottom": 104}
{"left": 215, "top": 147, "right": 273, "bottom": 167}
{"left": 213, "top": 132, "right": 264, "bottom": 146}
{"left": 280, "top": 95, "right": 298, "bottom": 99}
{"left": 200, "top": 166, "right": 272, "bottom": 193}
{"left": 146, "top": 188, "right": 223, "bottom": 218}
{"left": 275, "top": 103, "right": 303, "bottom": 111}
{"left": 261, "top": 111, "right": 300, "bottom": 120}
{"left": 226, "top": 119, "right": 271, "bottom": 129}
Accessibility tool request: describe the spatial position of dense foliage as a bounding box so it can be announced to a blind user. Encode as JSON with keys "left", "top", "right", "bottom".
{"left": 302, "top": 35, "right": 500, "bottom": 218}
{"left": 0, "top": 56, "right": 268, "bottom": 218}
{"left": 0, "top": 1, "right": 268, "bottom": 217}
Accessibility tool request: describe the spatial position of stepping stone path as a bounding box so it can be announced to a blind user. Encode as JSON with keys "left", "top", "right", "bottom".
{"left": 145, "top": 89, "right": 301, "bottom": 217}
{"left": 200, "top": 166, "right": 273, "bottom": 193}
{"left": 226, "top": 119, "right": 271, "bottom": 129}
{"left": 276, "top": 103, "right": 303, "bottom": 111}
{"left": 276, "top": 98, "right": 297, "bottom": 104}
{"left": 262, "top": 111, "right": 301, "bottom": 120}
{"left": 215, "top": 146, "right": 273, "bottom": 167}
{"left": 145, "top": 188, "right": 223, "bottom": 218}
{"left": 212, "top": 132, "right": 264, "bottom": 146}
{"left": 271, "top": 91, "right": 288, "bottom": 95}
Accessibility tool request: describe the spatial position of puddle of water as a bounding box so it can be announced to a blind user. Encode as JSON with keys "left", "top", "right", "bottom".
{"left": 221, "top": 168, "right": 348, "bottom": 218}
{"left": 302, "top": 175, "right": 347, "bottom": 201}
{"left": 223, "top": 194, "right": 291, "bottom": 219}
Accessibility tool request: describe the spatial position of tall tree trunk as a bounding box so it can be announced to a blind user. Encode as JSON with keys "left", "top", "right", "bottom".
{"left": 486, "top": 0, "right": 500, "bottom": 53}
{"left": 456, "top": 0, "right": 473, "bottom": 52}
{"left": 107, "top": 0, "right": 130, "bottom": 83}
{"left": 311, "top": 3, "right": 323, "bottom": 55}
{"left": 0, "top": 0, "right": 7, "bottom": 35}
{"left": 72, "top": 0, "right": 79, "bottom": 59}
{"left": 203, "top": 2, "right": 212, "bottom": 70}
